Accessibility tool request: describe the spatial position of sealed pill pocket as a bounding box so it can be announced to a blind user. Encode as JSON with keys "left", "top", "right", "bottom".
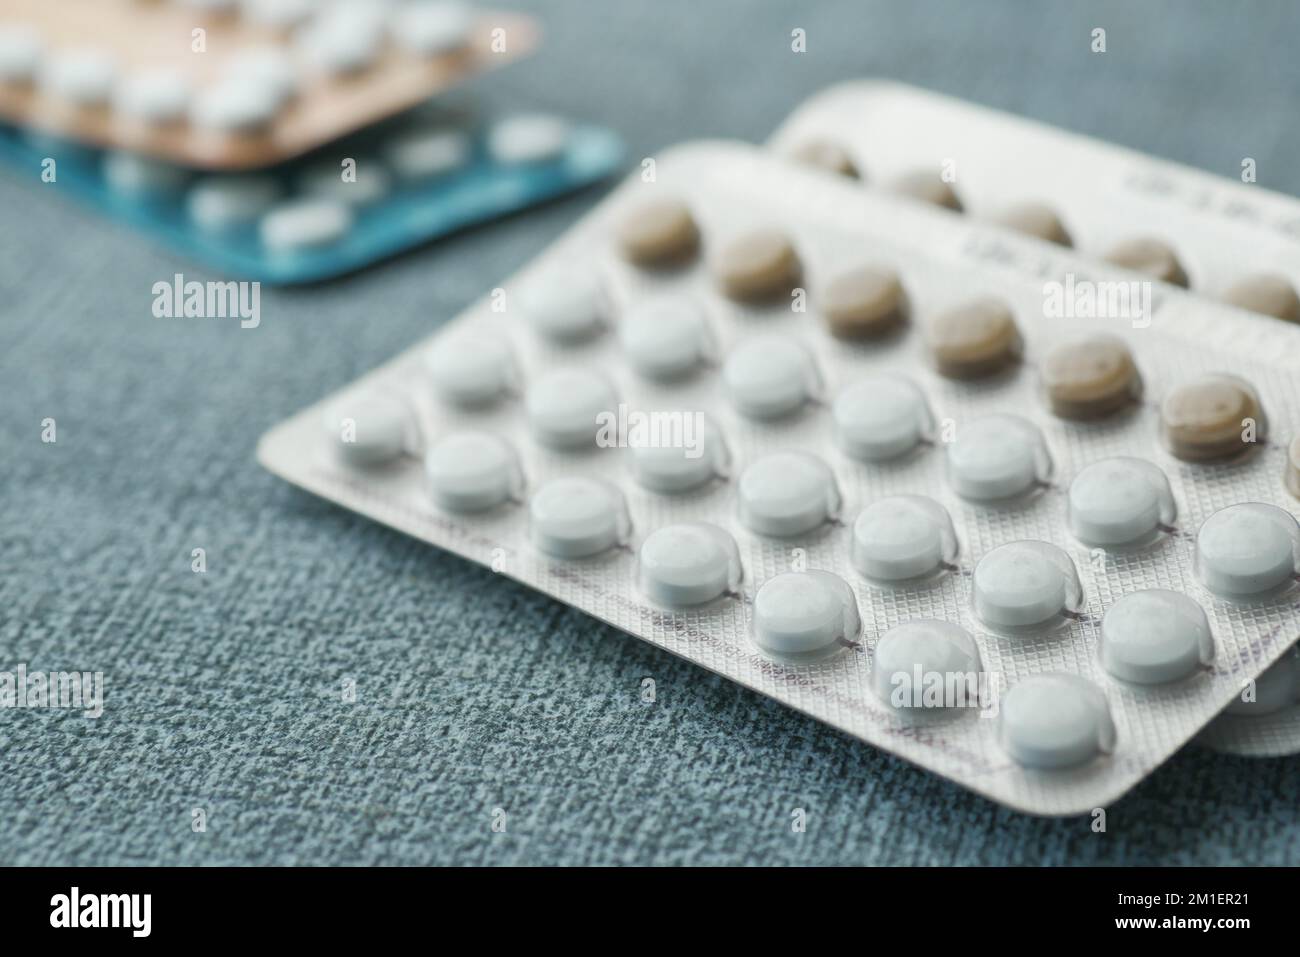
{"left": 259, "top": 141, "right": 1300, "bottom": 814}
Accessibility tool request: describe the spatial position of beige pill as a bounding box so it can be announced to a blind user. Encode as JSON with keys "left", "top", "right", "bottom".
{"left": 1104, "top": 237, "right": 1189, "bottom": 287}
{"left": 1040, "top": 335, "right": 1141, "bottom": 419}
{"left": 927, "top": 297, "right": 1022, "bottom": 379}
{"left": 892, "top": 170, "right": 962, "bottom": 212}
{"left": 1160, "top": 375, "right": 1266, "bottom": 462}
{"left": 617, "top": 198, "right": 700, "bottom": 268}
{"left": 712, "top": 229, "right": 802, "bottom": 303}
{"left": 1287, "top": 435, "right": 1300, "bottom": 499}
{"left": 994, "top": 202, "right": 1073, "bottom": 247}
{"left": 820, "top": 265, "right": 907, "bottom": 338}
{"left": 1221, "top": 272, "right": 1300, "bottom": 323}
{"left": 787, "top": 139, "right": 860, "bottom": 179}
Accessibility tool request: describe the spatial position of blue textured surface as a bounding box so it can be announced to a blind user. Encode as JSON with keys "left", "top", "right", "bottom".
{"left": 3, "top": 0, "right": 1300, "bottom": 865}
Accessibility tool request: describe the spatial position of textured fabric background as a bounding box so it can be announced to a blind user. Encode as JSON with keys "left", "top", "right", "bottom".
{"left": 3, "top": 0, "right": 1300, "bottom": 866}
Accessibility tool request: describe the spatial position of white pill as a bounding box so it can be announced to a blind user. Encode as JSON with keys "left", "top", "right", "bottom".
{"left": 41, "top": 49, "right": 117, "bottom": 106}
{"left": 0, "top": 25, "right": 42, "bottom": 84}
{"left": 1068, "top": 457, "right": 1176, "bottom": 547}
{"left": 112, "top": 69, "right": 192, "bottom": 125}
{"left": 946, "top": 413, "right": 1051, "bottom": 502}
{"left": 619, "top": 295, "right": 711, "bottom": 380}
{"left": 298, "top": 157, "right": 392, "bottom": 206}
{"left": 998, "top": 674, "right": 1115, "bottom": 770}
{"left": 487, "top": 113, "right": 571, "bottom": 165}
{"left": 223, "top": 47, "right": 299, "bottom": 106}
{"left": 872, "top": 620, "right": 982, "bottom": 710}
{"left": 322, "top": 392, "right": 412, "bottom": 466}
{"left": 424, "top": 333, "right": 515, "bottom": 407}
{"left": 383, "top": 128, "right": 471, "bottom": 180}
{"left": 628, "top": 415, "right": 728, "bottom": 494}
{"left": 102, "top": 152, "right": 190, "bottom": 196}
{"left": 1195, "top": 503, "right": 1300, "bottom": 597}
{"left": 425, "top": 430, "right": 522, "bottom": 512}
{"left": 390, "top": 1, "right": 473, "bottom": 56}
{"left": 1224, "top": 646, "right": 1300, "bottom": 715}
{"left": 833, "top": 374, "right": 932, "bottom": 461}
{"left": 188, "top": 175, "right": 284, "bottom": 230}
{"left": 722, "top": 336, "right": 818, "bottom": 419}
{"left": 638, "top": 523, "right": 741, "bottom": 606}
{"left": 529, "top": 476, "right": 629, "bottom": 558}
{"left": 972, "top": 541, "right": 1082, "bottom": 630}
{"left": 1100, "top": 590, "right": 1213, "bottom": 685}
{"left": 260, "top": 198, "right": 353, "bottom": 251}
{"left": 737, "top": 451, "right": 840, "bottom": 537}
{"left": 240, "top": 0, "right": 317, "bottom": 29}
{"left": 298, "top": 8, "right": 385, "bottom": 74}
{"left": 191, "top": 79, "right": 282, "bottom": 133}
{"left": 752, "top": 570, "right": 861, "bottom": 658}
{"left": 850, "top": 495, "right": 957, "bottom": 583}
{"left": 516, "top": 268, "right": 606, "bottom": 343}
{"left": 525, "top": 369, "right": 617, "bottom": 450}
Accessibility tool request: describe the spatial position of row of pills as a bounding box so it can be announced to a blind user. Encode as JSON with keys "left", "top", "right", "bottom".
{"left": 0, "top": 3, "right": 473, "bottom": 133}
{"left": 785, "top": 137, "right": 1300, "bottom": 323}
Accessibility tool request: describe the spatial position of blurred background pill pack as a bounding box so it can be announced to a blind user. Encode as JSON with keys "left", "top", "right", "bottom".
{"left": 0, "top": 0, "right": 624, "bottom": 281}
{"left": 259, "top": 143, "right": 1300, "bottom": 815}
{"left": 769, "top": 82, "right": 1300, "bottom": 757}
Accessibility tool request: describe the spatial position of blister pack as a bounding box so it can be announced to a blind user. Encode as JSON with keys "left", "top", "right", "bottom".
{"left": 258, "top": 141, "right": 1300, "bottom": 814}
{"left": 0, "top": 0, "right": 537, "bottom": 169}
{"left": 0, "top": 102, "right": 623, "bottom": 283}
{"left": 769, "top": 81, "right": 1300, "bottom": 756}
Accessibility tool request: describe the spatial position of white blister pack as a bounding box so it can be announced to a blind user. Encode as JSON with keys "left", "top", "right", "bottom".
{"left": 258, "top": 142, "right": 1300, "bottom": 814}
{"left": 770, "top": 80, "right": 1300, "bottom": 757}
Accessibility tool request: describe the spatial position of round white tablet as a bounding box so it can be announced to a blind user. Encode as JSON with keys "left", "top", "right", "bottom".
{"left": 390, "top": 1, "right": 474, "bottom": 56}
{"left": 187, "top": 175, "right": 284, "bottom": 230}
{"left": 619, "top": 295, "right": 711, "bottom": 380}
{"left": 191, "top": 79, "right": 282, "bottom": 133}
{"left": 0, "top": 25, "right": 42, "bottom": 84}
{"left": 972, "top": 541, "right": 1081, "bottom": 630}
{"left": 424, "top": 430, "right": 522, "bottom": 512}
{"left": 487, "top": 113, "right": 571, "bottom": 165}
{"left": 240, "top": 0, "right": 317, "bottom": 29}
{"left": 383, "top": 128, "right": 472, "bottom": 180}
{"left": 638, "top": 523, "right": 741, "bottom": 606}
{"left": 102, "top": 152, "right": 190, "bottom": 196}
{"left": 872, "top": 620, "right": 982, "bottom": 710}
{"left": 1068, "top": 457, "right": 1175, "bottom": 547}
{"left": 529, "top": 476, "right": 629, "bottom": 558}
{"left": 298, "top": 8, "right": 385, "bottom": 74}
{"left": 1195, "top": 503, "right": 1300, "bottom": 597}
{"left": 628, "top": 415, "right": 728, "bottom": 494}
{"left": 1224, "top": 646, "right": 1300, "bottom": 715}
{"left": 850, "top": 495, "right": 957, "bottom": 583}
{"left": 516, "top": 268, "right": 606, "bottom": 343}
{"left": 998, "top": 674, "right": 1115, "bottom": 770}
{"left": 297, "top": 157, "right": 392, "bottom": 206}
{"left": 751, "top": 570, "right": 861, "bottom": 658}
{"left": 833, "top": 374, "right": 932, "bottom": 461}
{"left": 524, "top": 369, "right": 617, "bottom": 449}
{"left": 1100, "top": 589, "right": 1213, "bottom": 684}
{"left": 945, "top": 413, "right": 1051, "bottom": 502}
{"left": 722, "top": 337, "right": 818, "bottom": 419}
{"left": 322, "top": 392, "right": 413, "bottom": 466}
{"left": 424, "top": 333, "right": 515, "bottom": 407}
{"left": 737, "top": 451, "right": 840, "bottom": 537}
{"left": 112, "top": 69, "right": 192, "bottom": 125}
{"left": 260, "top": 199, "right": 353, "bottom": 252}
{"left": 41, "top": 48, "right": 116, "bottom": 106}
{"left": 222, "top": 47, "right": 299, "bottom": 106}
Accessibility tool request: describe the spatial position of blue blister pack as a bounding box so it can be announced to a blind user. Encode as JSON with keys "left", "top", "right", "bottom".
{"left": 0, "top": 108, "right": 624, "bottom": 284}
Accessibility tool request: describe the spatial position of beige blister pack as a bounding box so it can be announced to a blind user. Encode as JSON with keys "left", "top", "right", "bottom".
{"left": 0, "top": 0, "right": 537, "bottom": 169}
{"left": 258, "top": 142, "right": 1300, "bottom": 814}
{"left": 771, "top": 80, "right": 1300, "bottom": 757}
